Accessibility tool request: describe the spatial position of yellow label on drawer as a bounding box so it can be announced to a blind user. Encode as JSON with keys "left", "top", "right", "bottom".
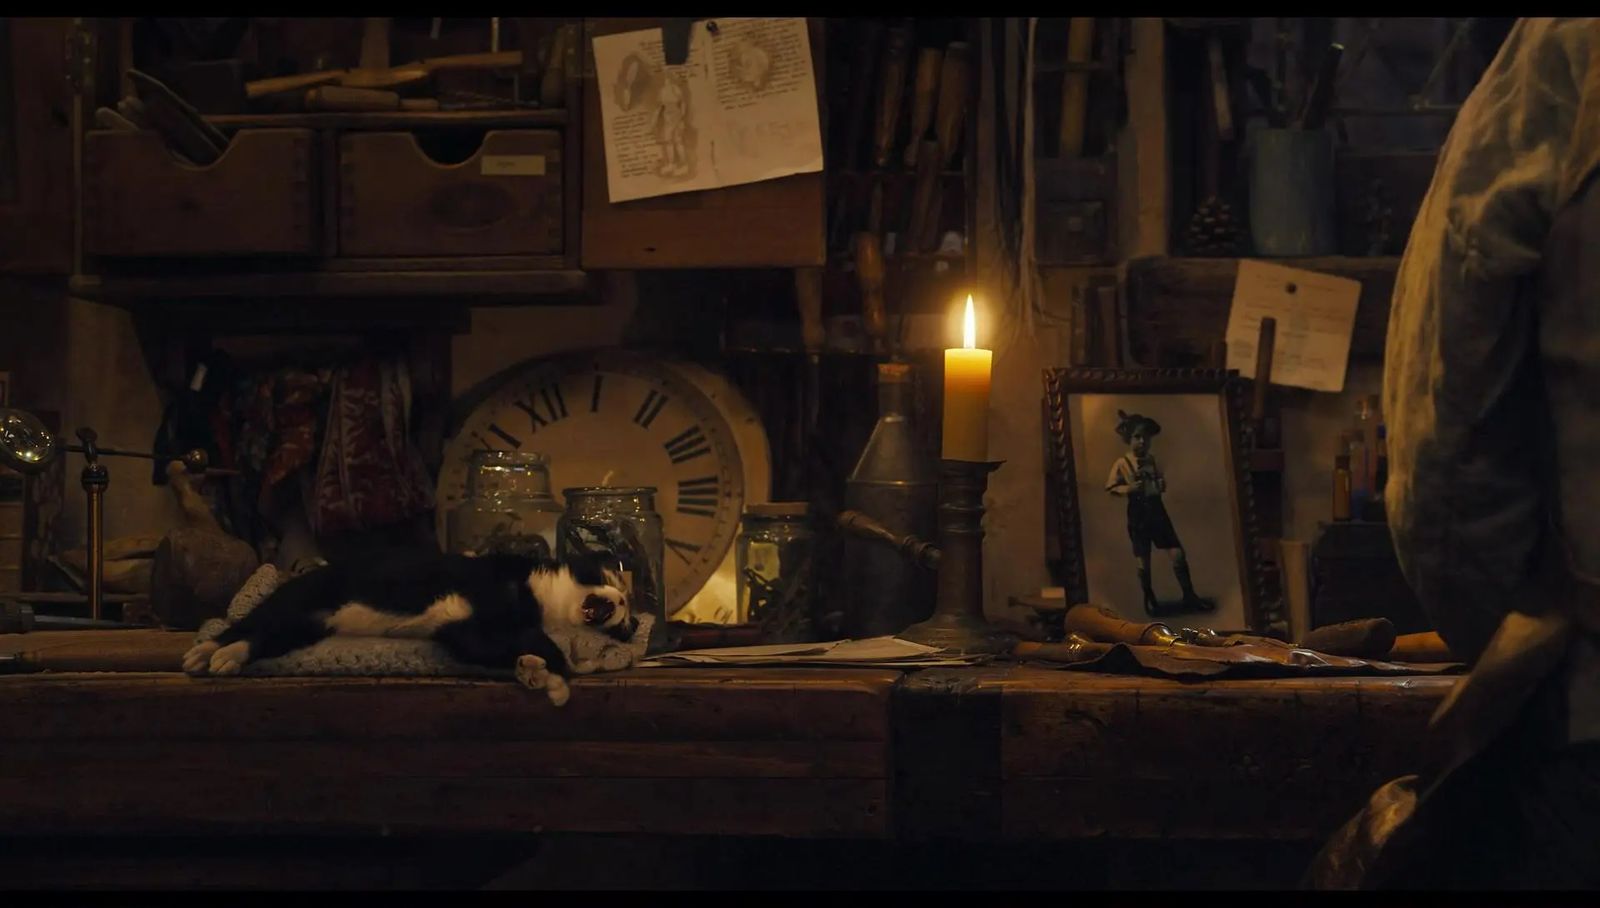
{"left": 480, "top": 154, "right": 547, "bottom": 177}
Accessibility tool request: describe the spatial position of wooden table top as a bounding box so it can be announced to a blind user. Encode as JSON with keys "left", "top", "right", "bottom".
{"left": 0, "top": 631, "right": 1455, "bottom": 842}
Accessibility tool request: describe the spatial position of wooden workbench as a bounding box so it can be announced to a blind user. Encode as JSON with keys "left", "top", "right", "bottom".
{"left": 0, "top": 631, "right": 1454, "bottom": 887}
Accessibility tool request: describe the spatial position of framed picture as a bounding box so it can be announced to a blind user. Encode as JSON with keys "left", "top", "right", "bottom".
{"left": 1044, "top": 368, "right": 1269, "bottom": 631}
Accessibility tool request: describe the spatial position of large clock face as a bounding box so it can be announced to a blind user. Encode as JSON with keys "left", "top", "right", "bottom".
{"left": 438, "top": 349, "right": 768, "bottom": 622}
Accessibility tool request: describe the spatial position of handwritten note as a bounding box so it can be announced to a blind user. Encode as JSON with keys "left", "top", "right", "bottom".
{"left": 1225, "top": 260, "right": 1361, "bottom": 393}
{"left": 590, "top": 18, "right": 824, "bottom": 203}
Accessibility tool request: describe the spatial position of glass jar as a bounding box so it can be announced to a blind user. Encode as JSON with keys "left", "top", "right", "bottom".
{"left": 557, "top": 487, "right": 666, "bottom": 624}
{"left": 737, "top": 502, "right": 813, "bottom": 630}
{"left": 446, "top": 451, "right": 564, "bottom": 559}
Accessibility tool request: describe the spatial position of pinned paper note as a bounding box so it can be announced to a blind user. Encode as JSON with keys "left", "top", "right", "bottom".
{"left": 590, "top": 18, "right": 824, "bottom": 203}
{"left": 1225, "top": 259, "right": 1361, "bottom": 393}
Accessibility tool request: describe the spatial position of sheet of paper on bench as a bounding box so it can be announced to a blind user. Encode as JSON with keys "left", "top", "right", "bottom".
{"left": 637, "top": 636, "right": 980, "bottom": 668}
{"left": 1225, "top": 259, "right": 1361, "bottom": 393}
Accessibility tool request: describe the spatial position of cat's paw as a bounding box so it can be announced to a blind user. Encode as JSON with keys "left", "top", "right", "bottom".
{"left": 515, "top": 654, "right": 571, "bottom": 707}
{"left": 515, "top": 654, "right": 550, "bottom": 690}
{"left": 545, "top": 674, "right": 571, "bottom": 708}
{"left": 182, "top": 640, "right": 220, "bottom": 675}
{"left": 208, "top": 640, "right": 252, "bottom": 676}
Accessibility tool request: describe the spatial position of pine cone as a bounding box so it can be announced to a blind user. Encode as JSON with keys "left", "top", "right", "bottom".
{"left": 1184, "top": 196, "right": 1243, "bottom": 257}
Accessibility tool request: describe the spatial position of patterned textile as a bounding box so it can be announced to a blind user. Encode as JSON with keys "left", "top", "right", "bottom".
{"left": 310, "top": 359, "right": 434, "bottom": 536}
{"left": 222, "top": 358, "right": 433, "bottom": 537}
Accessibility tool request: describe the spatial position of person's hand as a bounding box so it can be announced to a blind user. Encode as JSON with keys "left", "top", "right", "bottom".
{"left": 1157, "top": 477, "right": 1167, "bottom": 493}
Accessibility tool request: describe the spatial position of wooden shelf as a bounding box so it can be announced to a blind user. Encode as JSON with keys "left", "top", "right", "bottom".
{"left": 69, "top": 269, "right": 592, "bottom": 303}
{"left": 205, "top": 109, "right": 568, "bottom": 131}
{"left": 1125, "top": 256, "right": 1401, "bottom": 366}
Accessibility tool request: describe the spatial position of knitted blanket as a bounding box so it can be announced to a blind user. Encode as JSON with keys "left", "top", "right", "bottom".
{"left": 195, "top": 564, "right": 653, "bottom": 679}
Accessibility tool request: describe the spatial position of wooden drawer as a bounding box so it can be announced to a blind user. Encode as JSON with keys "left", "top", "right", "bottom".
{"left": 0, "top": 502, "right": 21, "bottom": 537}
{"left": 84, "top": 128, "right": 318, "bottom": 257}
{"left": 338, "top": 130, "right": 563, "bottom": 257}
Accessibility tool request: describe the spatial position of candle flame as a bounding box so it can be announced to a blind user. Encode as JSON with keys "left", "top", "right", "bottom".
{"left": 963, "top": 295, "right": 976, "bottom": 349}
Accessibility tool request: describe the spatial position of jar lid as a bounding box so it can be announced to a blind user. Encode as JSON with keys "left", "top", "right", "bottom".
{"left": 877, "top": 362, "right": 914, "bottom": 383}
{"left": 472, "top": 449, "right": 550, "bottom": 466}
{"left": 744, "top": 501, "right": 809, "bottom": 518}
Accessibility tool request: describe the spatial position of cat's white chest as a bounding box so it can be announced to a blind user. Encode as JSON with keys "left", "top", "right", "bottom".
{"left": 323, "top": 595, "right": 474, "bottom": 638}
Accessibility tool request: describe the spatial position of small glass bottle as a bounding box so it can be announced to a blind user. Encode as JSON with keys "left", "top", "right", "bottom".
{"left": 1344, "top": 428, "right": 1369, "bottom": 518}
{"left": 736, "top": 502, "right": 813, "bottom": 631}
{"left": 446, "top": 451, "right": 564, "bottom": 559}
{"left": 1332, "top": 453, "right": 1353, "bottom": 522}
{"left": 1355, "top": 394, "right": 1382, "bottom": 491}
{"left": 557, "top": 487, "right": 666, "bottom": 625}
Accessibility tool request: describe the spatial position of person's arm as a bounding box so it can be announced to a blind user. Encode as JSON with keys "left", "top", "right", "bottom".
{"left": 1385, "top": 19, "right": 1592, "bottom": 662}
{"left": 1106, "top": 457, "right": 1134, "bottom": 497}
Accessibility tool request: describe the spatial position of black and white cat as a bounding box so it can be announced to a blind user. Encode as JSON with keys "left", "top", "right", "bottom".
{"left": 181, "top": 549, "right": 639, "bottom": 706}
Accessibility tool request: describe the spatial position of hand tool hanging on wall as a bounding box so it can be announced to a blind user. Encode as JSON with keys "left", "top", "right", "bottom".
{"left": 793, "top": 267, "right": 826, "bottom": 450}
{"left": 540, "top": 23, "right": 576, "bottom": 109}
{"left": 1057, "top": 18, "right": 1096, "bottom": 157}
{"left": 855, "top": 230, "right": 888, "bottom": 357}
{"left": 903, "top": 138, "right": 943, "bottom": 255}
{"left": 933, "top": 41, "right": 970, "bottom": 168}
{"left": 903, "top": 47, "right": 944, "bottom": 168}
{"left": 828, "top": 21, "right": 887, "bottom": 253}
{"left": 1295, "top": 42, "right": 1343, "bottom": 130}
{"left": 870, "top": 26, "right": 913, "bottom": 170}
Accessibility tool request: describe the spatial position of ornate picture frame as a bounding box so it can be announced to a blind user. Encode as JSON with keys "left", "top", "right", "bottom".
{"left": 1044, "top": 368, "right": 1271, "bottom": 632}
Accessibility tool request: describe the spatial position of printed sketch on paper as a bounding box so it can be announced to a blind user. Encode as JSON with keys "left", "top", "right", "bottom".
{"left": 613, "top": 52, "right": 655, "bottom": 112}
{"left": 590, "top": 18, "right": 823, "bottom": 203}
{"left": 727, "top": 39, "right": 772, "bottom": 93}
{"left": 652, "top": 70, "right": 696, "bottom": 180}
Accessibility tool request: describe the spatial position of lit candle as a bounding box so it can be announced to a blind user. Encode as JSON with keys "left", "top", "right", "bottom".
{"left": 942, "top": 295, "right": 993, "bottom": 462}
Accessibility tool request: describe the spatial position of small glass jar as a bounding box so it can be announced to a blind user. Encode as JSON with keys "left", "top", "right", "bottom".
{"left": 557, "top": 487, "right": 666, "bottom": 624}
{"left": 446, "top": 451, "right": 564, "bottom": 559}
{"left": 737, "top": 502, "right": 812, "bottom": 629}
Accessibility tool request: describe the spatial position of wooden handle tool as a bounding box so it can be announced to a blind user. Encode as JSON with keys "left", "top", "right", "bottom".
{"left": 934, "top": 41, "right": 971, "bottom": 168}
{"left": 128, "top": 69, "right": 227, "bottom": 166}
{"left": 842, "top": 20, "right": 885, "bottom": 171}
{"left": 903, "top": 48, "right": 943, "bottom": 168}
{"left": 1299, "top": 617, "right": 1396, "bottom": 658}
{"left": 871, "top": 26, "right": 913, "bottom": 170}
{"left": 904, "top": 138, "right": 943, "bottom": 255}
{"left": 854, "top": 231, "right": 888, "bottom": 356}
{"left": 1296, "top": 43, "right": 1344, "bottom": 130}
{"left": 246, "top": 50, "right": 524, "bottom": 99}
{"left": 540, "top": 24, "right": 575, "bottom": 109}
{"left": 1013, "top": 637, "right": 1114, "bottom": 663}
{"left": 1388, "top": 631, "right": 1456, "bottom": 663}
{"left": 837, "top": 509, "right": 941, "bottom": 570}
{"left": 303, "top": 86, "right": 441, "bottom": 111}
{"left": 1063, "top": 603, "right": 1176, "bottom": 646}
{"left": 794, "top": 267, "right": 826, "bottom": 441}
{"left": 1057, "top": 20, "right": 1095, "bottom": 157}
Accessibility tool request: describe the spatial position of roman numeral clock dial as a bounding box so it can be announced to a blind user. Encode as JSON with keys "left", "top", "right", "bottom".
{"left": 438, "top": 350, "right": 771, "bottom": 623}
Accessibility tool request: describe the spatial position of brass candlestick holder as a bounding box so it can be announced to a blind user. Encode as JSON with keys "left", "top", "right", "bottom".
{"left": 898, "top": 459, "right": 1015, "bottom": 655}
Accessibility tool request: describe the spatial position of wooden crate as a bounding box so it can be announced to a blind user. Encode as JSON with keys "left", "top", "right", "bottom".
{"left": 83, "top": 128, "right": 317, "bottom": 257}
{"left": 338, "top": 130, "right": 564, "bottom": 258}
